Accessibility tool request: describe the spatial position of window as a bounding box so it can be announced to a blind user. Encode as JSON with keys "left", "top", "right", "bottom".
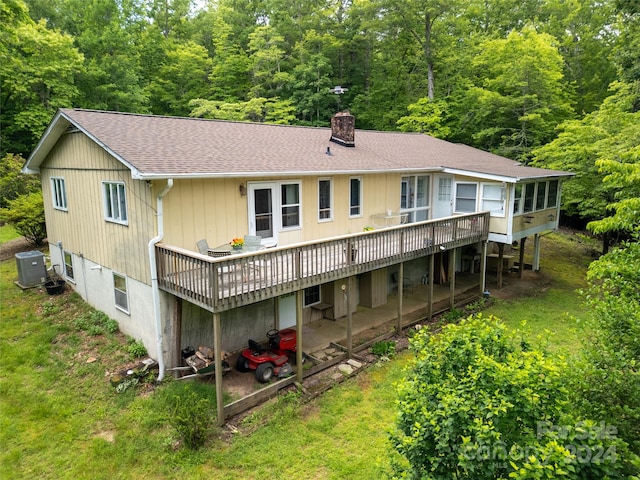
{"left": 454, "top": 183, "right": 477, "bottom": 213}
{"left": 400, "top": 175, "right": 430, "bottom": 222}
{"left": 481, "top": 184, "right": 505, "bottom": 216}
{"left": 546, "top": 180, "right": 558, "bottom": 208}
{"left": 513, "top": 184, "right": 523, "bottom": 214}
{"left": 536, "top": 181, "right": 547, "bottom": 210}
{"left": 304, "top": 285, "right": 320, "bottom": 306}
{"left": 438, "top": 177, "right": 452, "bottom": 201}
{"left": 318, "top": 179, "right": 332, "bottom": 221}
{"left": 64, "top": 251, "right": 74, "bottom": 281}
{"left": 523, "top": 183, "right": 535, "bottom": 213}
{"left": 51, "top": 177, "right": 67, "bottom": 211}
{"left": 281, "top": 182, "right": 300, "bottom": 228}
{"left": 103, "top": 181, "right": 128, "bottom": 224}
{"left": 349, "top": 177, "right": 362, "bottom": 217}
{"left": 113, "top": 272, "right": 129, "bottom": 313}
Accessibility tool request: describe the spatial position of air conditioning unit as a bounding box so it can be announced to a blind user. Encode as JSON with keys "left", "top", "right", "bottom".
{"left": 15, "top": 251, "right": 47, "bottom": 287}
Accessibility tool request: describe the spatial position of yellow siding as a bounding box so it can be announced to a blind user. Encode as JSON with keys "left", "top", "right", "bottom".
{"left": 40, "top": 132, "right": 156, "bottom": 283}
{"left": 162, "top": 173, "right": 403, "bottom": 251}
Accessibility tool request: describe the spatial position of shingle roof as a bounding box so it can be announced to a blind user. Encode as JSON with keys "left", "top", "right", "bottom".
{"left": 26, "top": 109, "right": 573, "bottom": 182}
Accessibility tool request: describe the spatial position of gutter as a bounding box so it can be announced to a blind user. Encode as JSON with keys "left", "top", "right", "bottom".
{"left": 148, "top": 179, "right": 174, "bottom": 382}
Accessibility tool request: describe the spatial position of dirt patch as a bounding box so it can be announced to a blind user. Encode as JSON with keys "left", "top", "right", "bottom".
{"left": 0, "top": 236, "right": 38, "bottom": 261}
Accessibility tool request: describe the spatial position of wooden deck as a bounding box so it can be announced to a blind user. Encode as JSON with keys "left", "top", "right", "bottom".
{"left": 156, "top": 212, "right": 490, "bottom": 312}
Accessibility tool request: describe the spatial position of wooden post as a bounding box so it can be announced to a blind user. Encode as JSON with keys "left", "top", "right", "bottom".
{"left": 428, "top": 254, "right": 435, "bottom": 321}
{"left": 213, "top": 312, "right": 224, "bottom": 426}
{"left": 519, "top": 237, "right": 527, "bottom": 278}
{"left": 497, "top": 243, "right": 505, "bottom": 289}
{"left": 449, "top": 248, "right": 456, "bottom": 308}
{"left": 396, "top": 262, "right": 403, "bottom": 334}
{"left": 533, "top": 234, "right": 541, "bottom": 271}
{"left": 295, "top": 290, "right": 303, "bottom": 383}
{"left": 346, "top": 277, "right": 352, "bottom": 358}
{"left": 480, "top": 241, "right": 488, "bottom": 295}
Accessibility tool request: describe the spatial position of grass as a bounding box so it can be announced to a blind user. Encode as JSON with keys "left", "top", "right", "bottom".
{"left": 0, "top": 224, "right": 19, "bottom": 244}
{"left": 0, "top": 229, "right": 597, "bottom": 479}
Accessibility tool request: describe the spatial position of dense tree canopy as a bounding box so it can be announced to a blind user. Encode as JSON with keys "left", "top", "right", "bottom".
{"left": 1, "top": 0, "right": 638, "bottom": 230}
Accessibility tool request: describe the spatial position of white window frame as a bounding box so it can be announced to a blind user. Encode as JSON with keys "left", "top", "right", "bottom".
{"left": 535, "top": 181, "right": 547, "bottom": 211}
{"left": 51, "top": 177, "right": 68, "bottom": 211}
{"left": 280, "top": 181, "right": 301, "bottom": 230}
{"left": 349, "top": 176, "right": 363, "bottom": 218}
{"left": 522, "top": 183, "right": 536, "bottom": 214}
{"left": 113, "top": 272, "right": 129, "bottom": 314}
{"left": 513, "top": 184, "right": 523, "bottom": 215}
{"left": 103, "top": 181, "right": 128, "bottom": 225}
{"left": 481, "top": 183, "right": 506, "bottom": 217}
{"left": 546, "top": 180, "right": 559, "bottom": 209}
{"left": 318, "top": 178, "right": 333, "bottom": 222}
{"left": 63, "top": 251, "right": 74, "bottom": 283}
{"left": 400, "top": 175, "right": 431, "bottom": 223}
{"left": 454, "top": 182, "right": 478, "bottom": 213}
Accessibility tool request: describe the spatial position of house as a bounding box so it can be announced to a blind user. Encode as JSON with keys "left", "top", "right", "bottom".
{"left": 24, "top": 109, "right": 572, "bottom": 420}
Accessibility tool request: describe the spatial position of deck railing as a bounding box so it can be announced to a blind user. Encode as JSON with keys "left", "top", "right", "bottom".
{"left": 156, "top": 212, "right": 490, "bottom": 312}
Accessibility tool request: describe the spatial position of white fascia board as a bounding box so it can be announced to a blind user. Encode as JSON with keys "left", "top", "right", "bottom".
{"left": 134, "top": 167, "right": 445, "bottom": 180}
{"left": 441, "top": 168, "right": 517, "bottom": 183}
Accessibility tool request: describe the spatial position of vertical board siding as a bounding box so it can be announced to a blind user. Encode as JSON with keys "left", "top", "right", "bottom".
{"left": 40, "top": 133, "right": 156, "bottom": 284}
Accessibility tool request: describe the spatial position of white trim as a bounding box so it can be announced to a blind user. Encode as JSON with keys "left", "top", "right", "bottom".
{"left": 349, "top": 176, "right": 363, "bottom": 218}
{"left": 102, "top": 181, "right": 128, "bottom": 225}
{"left": 453, "top": 181, "right": 478, "bottom": 214}
{"left": 51, "top": 177, "right": 68, "bottom": 211}
{"left": 113, "top": 271, "right": 130, "bottom": 314}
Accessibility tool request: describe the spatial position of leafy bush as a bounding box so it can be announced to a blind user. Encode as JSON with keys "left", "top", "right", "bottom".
{"left": 74, "top": 310, "right": 119, "bottom": 336}
{"left": 127, "top": 337, "right": 147, "bottom": 359}
{"left": 572, "top": 240, "right": 640, "bottom": 456}
{"left": 0, "top": 191, "right": 46, "bottom": 245}
{"left": 391, "top": 314, "right": 630, "bottom": 479}
{"left": 168, "top": 385, "right": 214, "bottom": 449}
{"left": 371, "top": 340, "right": 396, "bottom": 358}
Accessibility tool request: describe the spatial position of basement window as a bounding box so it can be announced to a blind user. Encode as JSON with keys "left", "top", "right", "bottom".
{"left": 113, "top": 272, "right": 129, "bottom": 313}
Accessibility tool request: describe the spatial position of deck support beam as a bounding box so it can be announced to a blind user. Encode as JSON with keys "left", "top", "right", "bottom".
{"left": 296, "top": 290, "right": 303, "bottom": 383}
{"left": 519, "top": 237, "right": 527, "bottom": 278}
{"left": 496, "top": 243, "right": 505, "bottom": 289}
{"left": 449, "top": 248, "right": 456, "bottom": 308}
{"left": 480, "top": 241, "right": 488, "bottom": 295}
{"left": 533, "top": 234, "right": 541, "bottom": 271}
{"left": 346, "top": 276, "right": 353, "bottom": 358}
{"left": 396, "top": 262, "right": 404, "bottom": 334}
{"left": 213, "top": 312, "right": 224, "bottom": 426}
{"left": 428, "top": 254, "right": 434, "bottom": 320}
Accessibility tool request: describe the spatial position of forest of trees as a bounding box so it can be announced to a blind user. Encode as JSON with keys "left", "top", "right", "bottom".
{"left": 1, "top": 0, "right": 638, "bottom": 237}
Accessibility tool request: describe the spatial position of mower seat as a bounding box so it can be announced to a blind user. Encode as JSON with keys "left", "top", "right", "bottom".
{"left": 248, "top": 339, "right": 263, "bottom": 355}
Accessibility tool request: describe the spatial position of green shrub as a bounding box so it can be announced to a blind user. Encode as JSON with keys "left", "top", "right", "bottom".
{"left": 74, "top": 310, "right": 119, "bottom": 336}
{"left": 168, "top": 386, "right": 214, "bottom": 449}
{"left": 391, "top": 314, "right": 630, "bottom": 479}
{"left": 371, "top": 340, "right": 396, "bottom": 358}
{"left": 0, "top": 191, "right": 46, "bottom": 245}
{"left": 127, "top": 337, "right": 147, "bottom": 359}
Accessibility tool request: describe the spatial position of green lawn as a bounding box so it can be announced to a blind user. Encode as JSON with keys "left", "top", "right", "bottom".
{"left": 0, "top": 229, "right": 596, "bottom": 479}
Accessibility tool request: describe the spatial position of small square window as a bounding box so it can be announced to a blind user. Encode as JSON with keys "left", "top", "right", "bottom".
{"left": 64, "top": 251, "right": 74, "bottom": 281}
{"left": 304, "top": 285, "right": 320, "bottom": 306}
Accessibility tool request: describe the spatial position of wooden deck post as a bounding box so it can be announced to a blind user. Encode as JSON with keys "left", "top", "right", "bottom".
{"left": 449, "top": 248, "right": 456, "bottom": 308}
{"left": 428, "top": 253, "right": 434, "bottom": 320}
{"left": 519, "top": 237, "right": 527, "bottom": 278}
{"left": 346, "top": 276, "right": 353, "bottom": 358}
{"left": 396, "top": 262, "right": 403, "bottom": 334}
{"left": 497, "top": 243, "right": 505, "bottom": 288}
{"left": 480, "top": 241, "right": 488, "bottom": 295}
{"left": 533, "top": 234, "right": 541, "bottom": 271}
{"left": 213, "top": 312, "right": 224, "bottom": 426}
{"left": 295, "top": 290, "right": 303, "bottom": 383}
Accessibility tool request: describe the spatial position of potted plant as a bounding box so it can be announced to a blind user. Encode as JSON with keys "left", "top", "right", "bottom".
{"left": 230, "top": 237, "right": 244, "bottom": 250}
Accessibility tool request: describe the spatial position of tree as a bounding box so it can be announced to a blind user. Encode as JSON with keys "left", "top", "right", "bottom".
{"left": 458, "top": 26, "right": 574, "bottom": 162}
{"left": 189, "top": 97, "right": 295, "bottom": 124}
{"left": 533, "top": 81, "right": 639, "bottom": 249}
{"left": 0, "top": 192, "right": 47, "bottom": 245}
{"left": 396, "top": 97, "right": 451, "bottom": 137}
{"left": 391, "top": 315, "right": 632, "bottom": 479}
{"left": 1, "top": 0, "right": 83, "bottom": 155}
{"left": 0, "top": 154, "right": 41, "bottom": 209}
{"left": 570, "top": 241, "right": 640, "bottom": 458}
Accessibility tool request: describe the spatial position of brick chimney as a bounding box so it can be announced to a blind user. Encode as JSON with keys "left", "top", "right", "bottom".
{"left": 330, "top": 111, "right": 355, "bottom": 147}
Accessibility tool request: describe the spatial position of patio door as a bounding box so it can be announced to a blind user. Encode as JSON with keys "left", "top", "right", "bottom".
{"left": 248, "top": 182, "right": 278, "bottom": 246}
{"left": 433, "top": 175, "right": 453, "bottom": 219}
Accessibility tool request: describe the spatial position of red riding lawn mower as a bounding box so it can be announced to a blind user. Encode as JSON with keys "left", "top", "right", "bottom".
{"left": 236, "top": 328, "right": 299, "bottom": 383}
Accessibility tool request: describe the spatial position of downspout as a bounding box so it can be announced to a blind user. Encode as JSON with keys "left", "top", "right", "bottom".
{"left": 148, "top": 179, "right": 173, "bottom": 382}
